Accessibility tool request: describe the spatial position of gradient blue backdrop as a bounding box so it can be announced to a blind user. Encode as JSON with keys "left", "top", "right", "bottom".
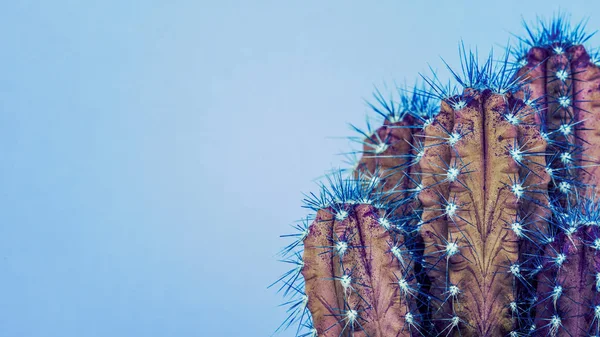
{"left": 1, "top": 1, "right": 599, "bottom": 336}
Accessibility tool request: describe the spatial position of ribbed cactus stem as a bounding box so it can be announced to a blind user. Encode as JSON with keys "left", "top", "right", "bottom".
{"left": 299, "top": 173, "right": 421, "bottom": 337}
{"left": 513, "top": 40, "right": 600, "bottom": 336}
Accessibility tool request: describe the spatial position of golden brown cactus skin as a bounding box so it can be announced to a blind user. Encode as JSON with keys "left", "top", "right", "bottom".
{"left": 570, "top": 45, "right": 600, "bottom": 187}
{"left": 418, "top": 101, "right": 454, "bottom": 330}
{"left": 302, "top": 205, "right": 413, "bottom": 337}
{"left": 302, "top": 209, "right": 344, "bottom": 336}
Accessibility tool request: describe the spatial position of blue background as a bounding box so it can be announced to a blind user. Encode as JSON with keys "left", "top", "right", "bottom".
{"left": 0, "top": 1, "right": 598, "bottom": 336}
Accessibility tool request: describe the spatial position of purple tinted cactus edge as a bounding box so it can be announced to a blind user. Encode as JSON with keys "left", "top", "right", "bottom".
{"left": 271, "top": 13, "right": 600, "bottom": 337}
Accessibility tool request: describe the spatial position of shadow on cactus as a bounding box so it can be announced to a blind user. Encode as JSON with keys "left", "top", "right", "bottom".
{"left": 270, "top": 13, "right": 600, "bottom": 337}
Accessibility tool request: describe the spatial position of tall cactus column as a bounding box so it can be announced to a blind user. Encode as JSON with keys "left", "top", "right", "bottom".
{"left": 417, "top": 85, "right": 549, "bottom": 336}
{"left": 515, "top": 38, "right": 600, "bottom": 336}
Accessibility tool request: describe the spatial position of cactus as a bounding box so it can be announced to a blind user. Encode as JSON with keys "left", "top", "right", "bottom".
{"left": 271, "top": 14, "right": 600, "bottom": 337}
